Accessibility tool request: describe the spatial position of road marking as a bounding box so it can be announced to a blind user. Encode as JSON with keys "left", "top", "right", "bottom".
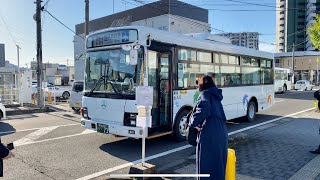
{"left": 0, "top": 123, "right": 79, "bottom": 135}
{"left": 15, "top": 130, "right": 95, "bottom": 147}
{"left": 228, "top": 107, "right": 315, "bottom": 136}
{"left": 76, "top": 107, "right": 316, "bottom": 180}
{"left": 14, "top": 126, "right": 58, "bottom": 146}
{"left": 274, "top": 100, "right": 285, "bottom": 103}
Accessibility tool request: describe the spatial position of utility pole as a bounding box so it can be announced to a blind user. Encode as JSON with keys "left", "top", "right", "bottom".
{"left": 85, "top": 0, "right": 89, "bottom": 36}
{"left": 317, "top": 55, "right": 319, "bottom": 86}
{"left": 35, "top": 0, "right": 43, "bottom": 107}
{"left": 113, "top": 0, "right": 115, "bottom": 14}
{"left": 291, "top": 43, "right": 295, "bottom": 84}
{"left": 16, "top": 45, "right": 22, "bottom": 106}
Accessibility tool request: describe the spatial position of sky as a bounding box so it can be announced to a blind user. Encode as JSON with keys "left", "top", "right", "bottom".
{"left": 0, "top": 0, "right": 276, "bottom": 67}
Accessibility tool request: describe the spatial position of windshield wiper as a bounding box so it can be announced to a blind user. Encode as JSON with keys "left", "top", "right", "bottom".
{"left": 87, "top": 76, "right": 125, "bottom": 98}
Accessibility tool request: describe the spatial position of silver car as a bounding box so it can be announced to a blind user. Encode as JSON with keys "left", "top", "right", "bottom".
{"left": 69, "top": 81, "right": 83, "bottom": 113}
{"left": 295, "top": 80, "right": 313, "bottom": 91}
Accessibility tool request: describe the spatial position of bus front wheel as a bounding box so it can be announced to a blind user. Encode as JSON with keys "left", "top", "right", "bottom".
{"left": 173, "top": 110, "right": 189, "bottom": 142}
{"left": 246, "top": 101, "right": 257, "bottom": 122}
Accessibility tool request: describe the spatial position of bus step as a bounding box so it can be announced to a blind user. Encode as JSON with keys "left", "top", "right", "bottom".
{"left": 147, "top": 131, "right": 173, "bottom": 139}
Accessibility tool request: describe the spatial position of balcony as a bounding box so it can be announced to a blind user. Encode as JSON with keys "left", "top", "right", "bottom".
{"left": 279, "top": 38, "right": 284, "bottom": 44}
{"left": 306, "top": 12, "right": 316, "bottom": 21}
{"left": 307, "top": 19, "right": 316, "bottom": 27}
{"left": 279, "top": 26, "right": 285, "bottom": 31}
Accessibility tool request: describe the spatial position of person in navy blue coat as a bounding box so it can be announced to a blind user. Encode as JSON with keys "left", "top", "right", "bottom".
{"left": 190, "top": 75, "right": 228, "bottom": 180}
{"left": 0, "top": 138, "right": 15, "bottom": 177}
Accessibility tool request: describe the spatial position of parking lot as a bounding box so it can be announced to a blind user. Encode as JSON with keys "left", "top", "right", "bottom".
{"left": 0, "top": 90, "right": 319, "bottom": 180}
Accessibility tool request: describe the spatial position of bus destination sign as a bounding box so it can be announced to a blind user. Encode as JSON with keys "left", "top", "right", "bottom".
{"left": 87, "top": 29, "right": 138, "bottom": 48}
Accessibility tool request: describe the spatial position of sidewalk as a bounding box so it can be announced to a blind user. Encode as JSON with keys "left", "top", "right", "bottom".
{"left": 154, "top": 110, "right": 320, "bottom": 180}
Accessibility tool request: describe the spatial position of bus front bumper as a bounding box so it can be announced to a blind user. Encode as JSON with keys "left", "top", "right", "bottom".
{"left": 81, "top": 119, "right": 144, "bottom": 138}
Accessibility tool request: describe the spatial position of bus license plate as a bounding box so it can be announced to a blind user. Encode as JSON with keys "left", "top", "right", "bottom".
{"left": 74, "top": 103, "right": 80, "bottom": 107}
{"left": 97, "top": 124, "right": 109, "bottom": 134}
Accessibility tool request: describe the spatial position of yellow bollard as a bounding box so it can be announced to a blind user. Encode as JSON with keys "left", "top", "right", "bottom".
{"left": 226, "top": 148, "right": 236, "bottom": 180}
{"left": 48, "top": 92, "right": 52, "bottom": 104}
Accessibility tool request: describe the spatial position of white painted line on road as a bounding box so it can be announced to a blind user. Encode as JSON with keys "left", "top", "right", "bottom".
{"left": 81, "top": 129, "right": 95, "bottom": 134}
{"left": 14, "top": 126, "right": 58, "bottom": 146}
{"left": 274, "top": 100, "right": 285, "bottom": 103}
{"left": 76, "top": 107, "right": 316, "bottom": 180}
{"left": 0, "top": 123, "right": 79, "bottom": 135}
{"left": 76, "top": 145, "right": 192, "bottom": 180}
{"left": 15, "top": 130, "right": 95, "bottom": 147}
{"left": 228, "top": 107, "right": 316, "bottom": 136}
{"left": 110, "top": 174, "right": 210, "bottom": 178}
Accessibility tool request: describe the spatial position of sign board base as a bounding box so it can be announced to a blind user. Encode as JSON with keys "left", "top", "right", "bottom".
{"left": 129, "top": 162, "right": 156, "bottom": 180}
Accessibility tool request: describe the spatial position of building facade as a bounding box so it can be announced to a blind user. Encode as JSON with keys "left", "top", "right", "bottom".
{"left": 218, "top": 32, "right": 259, "bottom": 50}
{"left": 275, "top": 51, "right": 320, "bottom": 84}
{"left": 0, "top": 44, "right": 5, "bottom": 67}
{"left": 276, "top": 0, "right": 320, "bottom": 52}
{"left": 74, "top": 0, "right": 211, "bottom": 81}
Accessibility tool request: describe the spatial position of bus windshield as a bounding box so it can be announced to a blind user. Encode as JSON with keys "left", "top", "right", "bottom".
{"left": 84, "top": 48, "right": 144, "bottom": 99}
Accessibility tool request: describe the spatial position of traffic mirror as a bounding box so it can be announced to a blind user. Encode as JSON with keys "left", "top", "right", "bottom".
{"left": 130, "top": 49, "right": 138, "bottom": 65}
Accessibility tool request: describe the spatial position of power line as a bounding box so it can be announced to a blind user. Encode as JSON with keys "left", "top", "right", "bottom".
{"left": 0, "top": 10, "right": 17, "bottom": 46}
{"left": 42, "top": 9, "right": 84, "bottom": 39}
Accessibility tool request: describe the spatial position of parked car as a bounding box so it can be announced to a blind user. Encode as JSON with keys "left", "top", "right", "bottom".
{"left": 295, "top": 80, "right": 314, "bottom": 91}
{"left": 0, "top": 101, "right": 6, "bottom": 120}
{"left": 32, "top": 85, "right": 71, "bottom": 99}
{"left": 69, "top": 81, "right": 83, "bottom": 112}
{"left": 45, "top": 86, "right": 71, "bottom": 99}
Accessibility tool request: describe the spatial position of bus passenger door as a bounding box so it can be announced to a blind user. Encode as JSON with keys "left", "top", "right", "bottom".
{"left": 147, "top": 51, "right": 171, "bottom": 131}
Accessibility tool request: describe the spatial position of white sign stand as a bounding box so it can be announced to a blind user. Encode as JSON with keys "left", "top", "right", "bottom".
{"left": 136, "top": 86, "right": 153, "bottom": 167}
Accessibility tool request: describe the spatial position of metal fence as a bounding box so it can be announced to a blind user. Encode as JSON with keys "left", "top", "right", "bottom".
{"left": 0, "top": 85, "right": 18, "bottom": 105}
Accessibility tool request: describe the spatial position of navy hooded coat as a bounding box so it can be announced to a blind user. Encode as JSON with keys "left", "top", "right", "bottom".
{"left": 190, "top": 87, "right": 228, "bottom": 180}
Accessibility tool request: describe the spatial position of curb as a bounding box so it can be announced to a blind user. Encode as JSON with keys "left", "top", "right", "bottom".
{"left": 6, "top": 106, "right": 55, "bottom": 116}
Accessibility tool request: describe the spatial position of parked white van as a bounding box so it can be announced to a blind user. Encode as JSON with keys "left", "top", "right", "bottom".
{"left": 0, "top": 100, "right": 6, "bottom": 120}
{"left": 69, "top": 81, "right": 83, "bottom": 113}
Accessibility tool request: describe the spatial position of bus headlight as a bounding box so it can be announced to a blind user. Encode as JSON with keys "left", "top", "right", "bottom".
{"left": 124, "top": 113, "right": 137, "bottom": 127}
{"left": 80, "top": 107, "right": 90, "bottom": 119}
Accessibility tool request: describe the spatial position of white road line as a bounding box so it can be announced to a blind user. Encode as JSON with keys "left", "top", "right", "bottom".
{"left": 275, "top": 100, "right": 285, "bottom": 103}
{"left": 15, "top": 130, "right": 95, "bottom": 147}
{"left": 14, "top": 126, "right": 58, "bottom": 146}
{"left": 75, "top": 107, "right": 316, "bottom": 180}
{"left": 0, "top": 123, "right": 79, "bottom": 135}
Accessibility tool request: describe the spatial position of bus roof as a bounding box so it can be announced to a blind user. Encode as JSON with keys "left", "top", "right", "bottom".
{"left": 88, "top": 26, "right": 274, "bottom": 60}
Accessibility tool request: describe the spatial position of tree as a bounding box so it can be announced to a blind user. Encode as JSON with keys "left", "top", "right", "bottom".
{"left": 307, "top": 15, "right": 320, "bottom": 50}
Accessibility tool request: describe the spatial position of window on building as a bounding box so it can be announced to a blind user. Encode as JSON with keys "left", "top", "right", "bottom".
{"left": 178, "top": 49, "right": 196, "bottom": 61}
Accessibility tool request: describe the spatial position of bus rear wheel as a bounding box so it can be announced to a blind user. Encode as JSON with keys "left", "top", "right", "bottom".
{"left": 246, "top": 101, "right": 257, "bottom": 122}
{"left": 173, "top": 110, "right": 189, "bottom": 142}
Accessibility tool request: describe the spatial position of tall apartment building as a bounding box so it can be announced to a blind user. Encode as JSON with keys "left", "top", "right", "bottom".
{"left": 0, "top": 44, "right": 5, "bottom": 67}
{"left": 276, "top": 0, "right": 320, "bottom": 52}
{"left": 219, "top": 32, "right": 259, "bottom": 50}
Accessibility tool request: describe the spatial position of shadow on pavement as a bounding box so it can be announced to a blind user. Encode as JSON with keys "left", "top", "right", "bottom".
{"left": 0, "top": 122, "right": 16, "bottom": 136}
{"left": 275, "top": 90, "right": 316, "bottom": 100}
{"left": 99, "top": 135, "right": 186, "bottom": 162}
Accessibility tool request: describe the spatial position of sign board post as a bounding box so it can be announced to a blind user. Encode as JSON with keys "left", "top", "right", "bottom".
{"left": 136, "top": 86, "right": 153, "bottom": 166}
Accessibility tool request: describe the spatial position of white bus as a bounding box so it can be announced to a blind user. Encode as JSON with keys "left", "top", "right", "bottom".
{"left": 274, "top": 67, "right": 291, "bottom": 94}
{"left": 80, "top": 26, "right": 274, "bottom": 141}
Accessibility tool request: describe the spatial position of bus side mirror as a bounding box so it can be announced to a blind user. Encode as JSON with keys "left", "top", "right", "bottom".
{"left": 129, "top": 49, "right": 138, "bottom": 65}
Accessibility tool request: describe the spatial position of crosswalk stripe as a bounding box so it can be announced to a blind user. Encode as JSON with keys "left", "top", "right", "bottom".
{"left": 14, "top": 126, "right": 59, "bottom": 146}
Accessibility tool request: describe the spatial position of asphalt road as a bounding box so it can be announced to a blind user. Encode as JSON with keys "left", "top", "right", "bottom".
{"left": 0, "top": 90, "right": 317, "bottom": 180}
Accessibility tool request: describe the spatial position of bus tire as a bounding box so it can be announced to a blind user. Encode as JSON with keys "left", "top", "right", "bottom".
{"left": 173, "top": 110, "right": 189, "bottom": 142}
{"left": 246, "top": 101, "right": 257, "bottom": 122}
{"left": 282, "top": 85, "right": 287, "bottom": 94}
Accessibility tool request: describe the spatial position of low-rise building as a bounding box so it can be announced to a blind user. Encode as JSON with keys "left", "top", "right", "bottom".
{"left": 275, "top": 51, "right": 320, "bottom": 84}
{"left": 74, "top": 0, "right": 212, "bottom": 81}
